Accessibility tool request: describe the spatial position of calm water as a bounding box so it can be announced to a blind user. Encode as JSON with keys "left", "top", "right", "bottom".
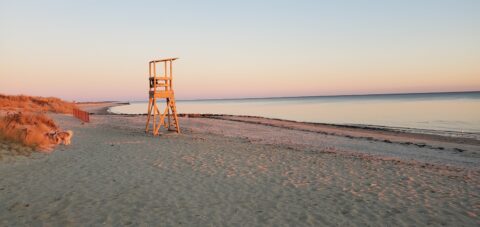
{"left": 109, "top": 92, "right": 480, "bottom": 135}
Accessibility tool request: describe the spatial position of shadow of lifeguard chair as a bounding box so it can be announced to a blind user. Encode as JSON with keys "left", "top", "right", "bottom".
{"left": 145, "top": 58, "right": 180, "bottom": 135}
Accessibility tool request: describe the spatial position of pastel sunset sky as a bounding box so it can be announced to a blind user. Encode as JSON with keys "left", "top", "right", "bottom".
{"left": 1, "top": 0, "right": 479, "bottom": 101}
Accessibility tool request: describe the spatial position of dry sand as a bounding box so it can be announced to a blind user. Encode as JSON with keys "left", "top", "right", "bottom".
{"left": 0, "top": 103, "right": 479, "bottom": 226}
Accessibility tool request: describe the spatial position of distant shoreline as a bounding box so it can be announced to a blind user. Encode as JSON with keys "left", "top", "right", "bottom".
{"left": 118, "top": 90, "right": 479, "bottom": 103}
{"left": 104, "top": 99, "right": 480, "bottom": 140}
{"left": 89, "top": 102, "right": 480, "bottom": 147}
{"left": 77, "top": 102, "right": 129, "bottom": 115}
{"left": 71, "top": 103, "right": 480, "bottom": 169}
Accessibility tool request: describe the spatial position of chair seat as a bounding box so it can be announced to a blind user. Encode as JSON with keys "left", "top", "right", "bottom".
{"left": 149, "top": 90, "right": 174, "bottom": 98}
{"left": 149, "top": 77, "right": 172, "bottom": 80}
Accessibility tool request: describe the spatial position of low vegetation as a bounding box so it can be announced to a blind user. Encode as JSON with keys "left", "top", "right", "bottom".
{"left": 0, "top": 112, "right": 59, "bottom": 152}
{"left": 0, "top": 94, "right": 77, "bottom": 157}
{"left": 0, "top": 94, "right": 76, "bottom": 114}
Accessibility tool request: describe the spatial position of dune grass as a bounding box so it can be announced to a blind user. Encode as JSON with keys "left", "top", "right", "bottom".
{"left": 0, "top": 94, "right": 77, "bottom": 156}
{"left": 0, "top": 112, "right": 59, "bottom": 152}
{"left": 0, "top": 94, "right": 77, "bottom": 114}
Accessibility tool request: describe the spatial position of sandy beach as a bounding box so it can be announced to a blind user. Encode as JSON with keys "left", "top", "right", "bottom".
{"left": 0, "top": 103, "right": 479, "bottom": 226}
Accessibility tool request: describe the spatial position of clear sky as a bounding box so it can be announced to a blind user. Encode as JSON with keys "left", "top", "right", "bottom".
{"left": 1, "top": 0, "right": 479, "bottom": 101}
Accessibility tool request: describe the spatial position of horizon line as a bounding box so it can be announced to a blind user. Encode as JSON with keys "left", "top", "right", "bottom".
{"left": 120, "top": 90, "right": 479, "bottom": 103}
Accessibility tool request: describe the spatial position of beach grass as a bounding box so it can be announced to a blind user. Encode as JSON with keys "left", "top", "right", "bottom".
{"left": 0, "top": 94, "right": 77, "bottom": 155}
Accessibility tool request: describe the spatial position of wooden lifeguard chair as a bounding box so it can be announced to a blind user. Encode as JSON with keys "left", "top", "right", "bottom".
{"left": 145, "top": 58, "right": 180, "bottom": 135}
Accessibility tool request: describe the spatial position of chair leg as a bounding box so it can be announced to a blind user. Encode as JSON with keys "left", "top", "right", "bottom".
{"left": 153, "top": 101, "right": 159, "bottom": 135}
{"left": 145, "top": 98, "right": 153, "bottom": 133}
{"left": 167, "top": 99, "right": 172, "bottom": 130}
{"left": 169, "top": 98, "right": 180, "bottom": 133}
{"left": 146, "top": 96, "right": 180, "bottom": 135}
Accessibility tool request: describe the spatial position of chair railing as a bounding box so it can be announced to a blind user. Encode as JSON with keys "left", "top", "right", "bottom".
{"left": 73, "top": 108, "right": 90, "bottom": 123}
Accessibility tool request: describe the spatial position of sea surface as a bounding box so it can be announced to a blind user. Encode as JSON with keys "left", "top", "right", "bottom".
{"left": 109, "top": 92, "right": 480, "bottom": 137}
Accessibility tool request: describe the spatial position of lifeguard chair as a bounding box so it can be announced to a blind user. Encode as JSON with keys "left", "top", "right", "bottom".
{"left": 145, "top": 58, "right": 180, "bottom": 135}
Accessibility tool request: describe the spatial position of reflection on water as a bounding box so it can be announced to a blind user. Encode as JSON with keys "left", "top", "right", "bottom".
{"left": 109, "top": 92, "right": 480, "bottom": 134}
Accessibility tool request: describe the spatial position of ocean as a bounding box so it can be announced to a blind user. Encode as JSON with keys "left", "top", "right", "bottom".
{"left": 109, "top": 91, "right": 480, "bottom": 137}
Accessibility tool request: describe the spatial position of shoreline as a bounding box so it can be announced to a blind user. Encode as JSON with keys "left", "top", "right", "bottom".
{"left": 1, "top": 103, "right": 478, "bottom": 225}
{"left": 78, "top": 102, "right": 129, "bottom": 115}
{"left": 101, "top": 102, "right": 480, "bottom": 145}
{"left": 77, "top": 102, "right": 480, "bottom": 169}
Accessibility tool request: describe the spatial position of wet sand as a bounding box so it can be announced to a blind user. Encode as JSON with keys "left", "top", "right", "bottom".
{"left": 0, "top": 103, "right": 479, "bottom": 226}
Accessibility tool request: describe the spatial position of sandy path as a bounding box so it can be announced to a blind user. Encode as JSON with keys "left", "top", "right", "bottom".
{"left": 0, "top": 109, "right": 479, "bottom": 226}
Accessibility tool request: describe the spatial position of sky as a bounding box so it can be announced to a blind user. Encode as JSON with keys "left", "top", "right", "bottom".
{"left": 0, "top": 0, "right": 479, "bottom": 101}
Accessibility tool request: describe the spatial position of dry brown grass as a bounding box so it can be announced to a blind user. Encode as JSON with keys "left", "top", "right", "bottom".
{"left": 0, "top": 112, "right": 59, "bottom": 152}
{"left": 0, "top": 94, "right": 77, "bottom": 114}
{"left": 0, "top": 94, "right": 77, "bottom": 154}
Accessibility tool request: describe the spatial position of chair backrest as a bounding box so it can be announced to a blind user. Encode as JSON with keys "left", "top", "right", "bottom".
{"left": 149, "top": 58, "right": 178, "bottom": 94}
